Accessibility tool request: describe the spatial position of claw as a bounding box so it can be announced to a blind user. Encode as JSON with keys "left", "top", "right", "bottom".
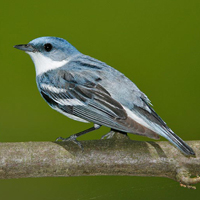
{"left": 55, "top": 135, "right": 84, "bottom": 151}
{"left": 55, "top": 136, "right": 65, "bottom": 141}
{"left": 55, "top": 125, "right": 101, "bottom": 150}
{"left": 101, "top": 131, "right": 115, "bottom": 139}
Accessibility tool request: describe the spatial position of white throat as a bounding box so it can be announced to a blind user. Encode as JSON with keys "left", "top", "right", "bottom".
{"left": 27, "top": 52, "right": 70, "bottom": 76}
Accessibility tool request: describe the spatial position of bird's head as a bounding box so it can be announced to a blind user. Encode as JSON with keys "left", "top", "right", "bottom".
{"left": 14, "top": 36, "right": 80, "bottom": 75}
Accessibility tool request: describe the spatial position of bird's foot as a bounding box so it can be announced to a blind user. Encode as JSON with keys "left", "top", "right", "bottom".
{"left": 101, "top": 131, "right": 115, "bottom": 139}
{"left": 101, "top": 130, "right": 129, "bottom": 140}
{"left": 56, "top": 135, "right": 83, "bottom": 150}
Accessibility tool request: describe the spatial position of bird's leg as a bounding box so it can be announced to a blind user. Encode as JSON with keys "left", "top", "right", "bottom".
{"left": 56, "top": 124, "right": 101, "bottom": 149}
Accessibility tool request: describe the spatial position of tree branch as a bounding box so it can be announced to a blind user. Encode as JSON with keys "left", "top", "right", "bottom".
{"left": 0, "top": 133, "right": 199, "bottom": 189}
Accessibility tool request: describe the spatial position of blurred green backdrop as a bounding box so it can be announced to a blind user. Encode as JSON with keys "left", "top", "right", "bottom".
{"left": 1, "top": 0, "right": 200, "bottom": 199}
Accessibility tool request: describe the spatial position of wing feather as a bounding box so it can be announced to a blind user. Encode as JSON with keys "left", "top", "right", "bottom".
{"left": 39, "top": 70, "right": 131, "bottom": 132}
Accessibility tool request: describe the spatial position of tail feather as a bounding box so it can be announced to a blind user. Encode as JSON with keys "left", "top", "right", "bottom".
{"left": 159, "top": 126, "right": 195, "bottom": 156}
{"left": 134, "top": 102, "right": 195, "bottom": 156}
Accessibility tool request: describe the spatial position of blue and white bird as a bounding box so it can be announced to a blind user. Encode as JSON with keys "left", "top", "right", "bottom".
{"left": 14, "top": 36, "right": 195, "bottom": 155}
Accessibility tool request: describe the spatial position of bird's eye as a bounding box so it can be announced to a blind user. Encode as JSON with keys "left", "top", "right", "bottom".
{"left": 44, "top": 43, "right": 52, "bottom": 52}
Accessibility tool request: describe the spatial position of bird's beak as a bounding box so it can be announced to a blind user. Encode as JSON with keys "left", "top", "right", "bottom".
{"left": 14, "top": 44, "right": 36, "bottom": 52}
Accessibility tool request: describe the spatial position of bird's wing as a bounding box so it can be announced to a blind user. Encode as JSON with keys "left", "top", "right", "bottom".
{"left": 66, "top": 55, "right": 167, "bottom": 128}
{"left": 38, "top": 69, "right": 133, "bottom": 132}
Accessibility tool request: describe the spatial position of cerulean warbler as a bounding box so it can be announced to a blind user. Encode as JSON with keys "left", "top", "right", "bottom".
{"left": 14, "top": 37, "right": 195, "bottom": 155}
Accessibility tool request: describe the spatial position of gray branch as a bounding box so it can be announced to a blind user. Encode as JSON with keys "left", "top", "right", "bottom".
{"left": 0, "top": 133, "right": 199, "bottom": 189}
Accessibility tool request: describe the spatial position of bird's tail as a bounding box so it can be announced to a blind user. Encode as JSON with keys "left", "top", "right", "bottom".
{"left": 127, "top": 102, "right": 195, "bottom": 156}
{"left": 158, "top": 126, "right": 195, "bottom": 156}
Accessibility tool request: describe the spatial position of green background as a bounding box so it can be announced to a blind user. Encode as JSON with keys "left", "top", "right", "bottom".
{"left": 1, "top": 0, "right": 200, "bottom": 199}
